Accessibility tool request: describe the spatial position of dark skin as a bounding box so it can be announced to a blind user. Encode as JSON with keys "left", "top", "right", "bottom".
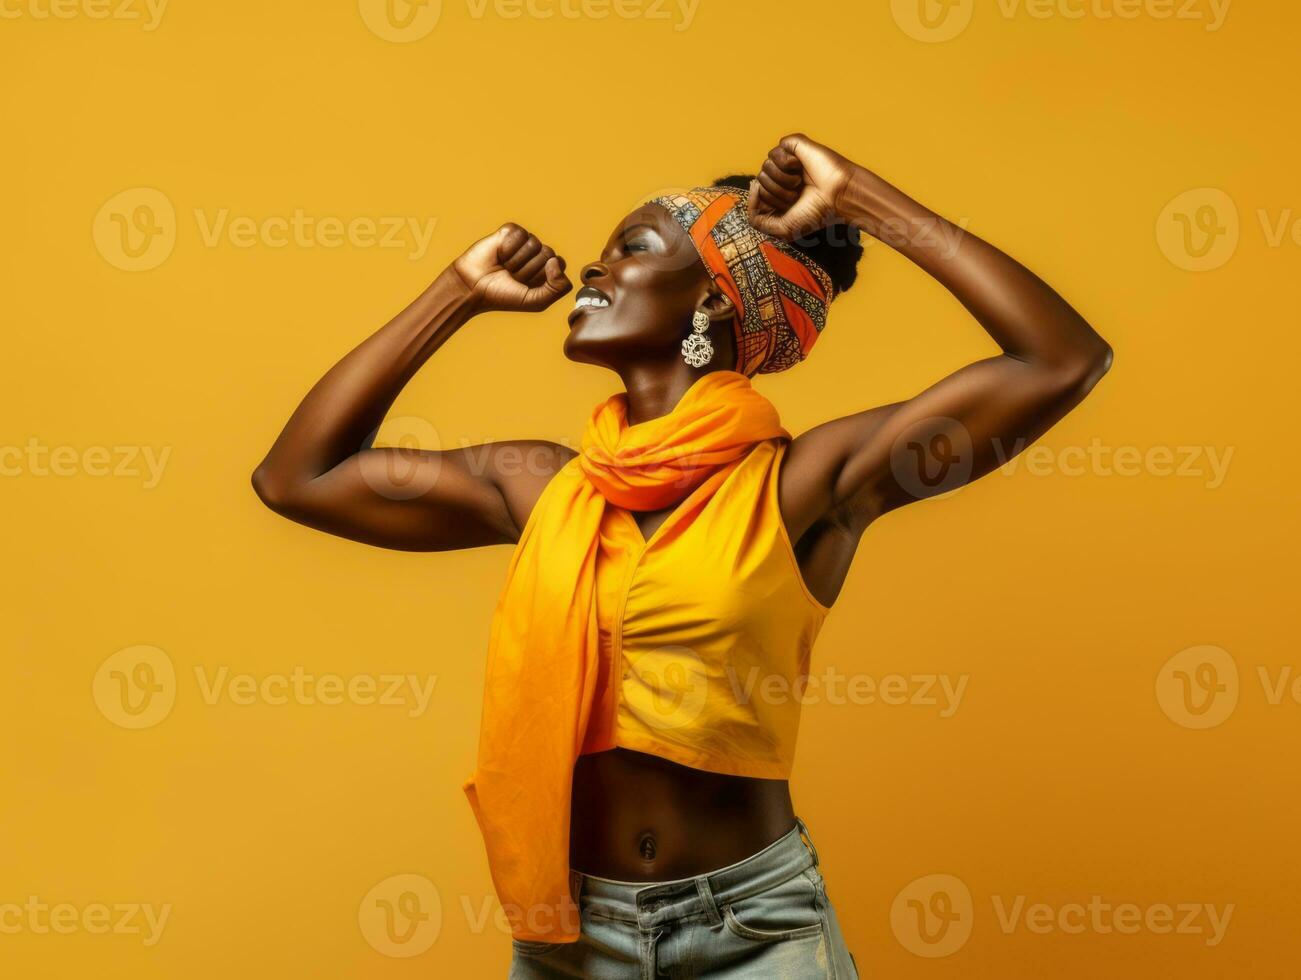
{"left": 252, "top": 134, "right": 1112, "bottom": 881}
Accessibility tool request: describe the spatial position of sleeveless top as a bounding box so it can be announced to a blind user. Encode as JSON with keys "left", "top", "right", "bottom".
{"left": 578, "top": 436, "right": 830, "bottom": 778}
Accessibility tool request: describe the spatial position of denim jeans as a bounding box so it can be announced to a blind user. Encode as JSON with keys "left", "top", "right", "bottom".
{"left": 508, "top": 817, "right": 859, "bottom": 979}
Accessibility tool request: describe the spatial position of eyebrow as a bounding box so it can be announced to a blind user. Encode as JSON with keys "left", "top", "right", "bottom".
{"left": 621, "top": 222, "right": 660, "bottom": 237}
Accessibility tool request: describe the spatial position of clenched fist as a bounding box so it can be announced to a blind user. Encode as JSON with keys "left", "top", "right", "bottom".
{"left": 453, "top": 223, "right": 572, "bottom": 314}
{"left": 747, "top": 133, "right": 859, "bottom": 241}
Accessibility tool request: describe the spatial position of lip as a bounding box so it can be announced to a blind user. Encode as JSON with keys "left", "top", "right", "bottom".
{"left": 567, "top": 285, "right": 613, "bottom": 326}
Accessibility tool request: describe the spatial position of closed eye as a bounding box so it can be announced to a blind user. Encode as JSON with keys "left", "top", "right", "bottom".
{"left": 619, "top": 221, "right": 663, "bottom": 256}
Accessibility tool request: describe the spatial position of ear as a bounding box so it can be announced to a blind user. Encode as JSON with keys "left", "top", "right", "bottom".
{"left": 695, "top": 289, "right": 741, "bottom": 374}
{"left": 697, "top": 289, "right": 736, "bottom": 326}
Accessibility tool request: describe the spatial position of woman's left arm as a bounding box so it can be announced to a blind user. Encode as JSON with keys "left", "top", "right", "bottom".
{"left": 749, "top": 133, "right": 1114, "bottom": 532}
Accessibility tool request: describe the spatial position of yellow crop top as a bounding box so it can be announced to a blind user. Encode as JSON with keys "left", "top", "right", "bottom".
{"left": 578, "top": 436, "right": 830, "bottom": 778}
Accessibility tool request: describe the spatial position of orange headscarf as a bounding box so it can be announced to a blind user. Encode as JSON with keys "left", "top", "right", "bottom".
{"left": 462, "top": 370, "right": 789, "bottom": 943}
{"left": 652, "top": 187, "right": 835, "bottom": 377}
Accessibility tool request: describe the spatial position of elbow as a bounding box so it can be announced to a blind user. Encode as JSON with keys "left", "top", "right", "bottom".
{"left": 1056, "top": 337, "right": 1113, "bottom": 399}
{"left": 1092, "top": 338, "right": 1114, "bottom": 378}
{"left": 251, "top": 464, "right": 298, "bottom": 514}
{"left": 1085, "top": 337, "right": 1114, "bottom": 389}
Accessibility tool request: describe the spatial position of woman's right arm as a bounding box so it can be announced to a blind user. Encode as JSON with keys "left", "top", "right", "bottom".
{"left": 251, "top": 223, "right": 575, "bottom": 551}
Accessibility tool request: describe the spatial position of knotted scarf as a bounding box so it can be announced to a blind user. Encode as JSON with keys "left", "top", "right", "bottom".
{"left": 462, "top": 370, "right": 789, "bottom": 943}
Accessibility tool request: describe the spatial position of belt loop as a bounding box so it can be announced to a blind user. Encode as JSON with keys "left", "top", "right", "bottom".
{"left": 694, "top": 875, "right": 723, "bottom": 926}
{"left": 795, "top": 816, "right": 821, "bottom": 868}
{"left": 569, "top": 869, "right": 583, "bottom": 904}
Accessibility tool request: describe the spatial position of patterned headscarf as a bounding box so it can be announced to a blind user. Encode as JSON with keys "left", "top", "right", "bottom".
{"left": 651, "top": 186, "right": 835, "bottom": 376}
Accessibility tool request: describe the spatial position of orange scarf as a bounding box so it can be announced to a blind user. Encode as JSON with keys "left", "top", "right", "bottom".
{"left": 462, "top": 370, "right": 789, "bottom": 943}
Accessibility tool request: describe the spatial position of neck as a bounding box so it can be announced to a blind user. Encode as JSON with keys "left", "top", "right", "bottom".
{"left": 616, "top": 362, "right": 715, "bottom": 427}
{"left": 613, "top": 317, "right": 741, "bottom": 424}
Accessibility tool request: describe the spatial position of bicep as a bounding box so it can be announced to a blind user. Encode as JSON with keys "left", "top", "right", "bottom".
{"left": 258, "top": 440, "right": 574, "bottom": 552}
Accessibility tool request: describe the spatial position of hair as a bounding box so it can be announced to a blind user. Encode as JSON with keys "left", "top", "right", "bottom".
{"left": 712, "top": 174, "right": 864, "bottom": 296}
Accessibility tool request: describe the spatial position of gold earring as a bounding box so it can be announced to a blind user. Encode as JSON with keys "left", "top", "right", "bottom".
{"left": 681, "top": 310, "right": 714, "bottom": 367}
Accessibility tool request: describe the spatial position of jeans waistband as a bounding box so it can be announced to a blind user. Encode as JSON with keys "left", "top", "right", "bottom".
{"left": 568, "top": 817, "right": 821, "bottom": 932}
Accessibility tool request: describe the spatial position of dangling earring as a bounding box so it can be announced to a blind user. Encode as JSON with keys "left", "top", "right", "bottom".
{"left": 681, "top": 310, "right": 715, "bottom": 367}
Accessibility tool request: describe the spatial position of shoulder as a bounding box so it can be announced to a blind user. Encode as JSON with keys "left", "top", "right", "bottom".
{"left": 482, "top": 440, "right": 579, "bottom": 542}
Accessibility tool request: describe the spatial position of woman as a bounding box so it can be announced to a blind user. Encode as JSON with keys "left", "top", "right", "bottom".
{"left": 252, "top": 133, "right": 1111, "bottom": 977}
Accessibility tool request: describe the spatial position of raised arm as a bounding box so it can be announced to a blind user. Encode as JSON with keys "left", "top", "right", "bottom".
{"left": 749, "top": 134, "right": 1113, "bottom": 532}
{"left": 251, "top": 224, "right": 575, "bottom": 551}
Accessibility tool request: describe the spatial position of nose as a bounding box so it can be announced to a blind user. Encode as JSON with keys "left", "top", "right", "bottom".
{"left": 581, "top": 261, "right": 610, "bottom": 284}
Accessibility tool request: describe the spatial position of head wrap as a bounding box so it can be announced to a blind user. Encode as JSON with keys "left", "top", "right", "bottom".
{"left": 651, "top": 186, "right": 835, "bottom": 376}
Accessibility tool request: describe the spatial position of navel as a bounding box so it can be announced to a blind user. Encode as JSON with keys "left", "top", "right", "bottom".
{"left": 638, "top": 831, "right": 658, "bottom": 863}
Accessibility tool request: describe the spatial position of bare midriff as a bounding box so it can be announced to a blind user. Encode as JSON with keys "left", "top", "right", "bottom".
{"left": 569, "top": 747, "right": 797, "bottom": 881}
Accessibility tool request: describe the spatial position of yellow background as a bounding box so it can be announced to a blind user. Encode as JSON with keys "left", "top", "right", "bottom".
{"left": 2, "top": 0, "right": 1295, "bottom": 976}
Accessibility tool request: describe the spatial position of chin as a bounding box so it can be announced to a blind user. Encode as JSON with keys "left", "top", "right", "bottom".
{"left": 565, "top": 328, "right": 655, "bottom": 375}
{"left": 562, "top": 327, "right": 604, "bottom": 367}
{"left": 565, "top": 314, "right": 618, "bottom": 362}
